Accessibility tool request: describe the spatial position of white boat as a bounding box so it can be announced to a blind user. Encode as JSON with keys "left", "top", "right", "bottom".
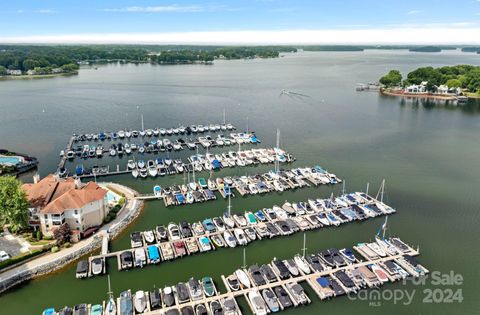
{"left": 143, "top": 231, "right": 155, "bottom": 244}
{"left": 235, "top": 269, "right": 251, "bottom": 289}
{"left": 222, "top": 214, "right": 236, "bottom": 228}
{"left": 132, "top": 169, "right": 139, "bottom": 178}
{"left": 134, "top": 290, "right": 146, "bottom": 313}
{"left": 147, "top": 161, "right": 158, "bottom": 177}
{"left": 134, "top": 248, "right": 146, "bottom": 268}
{"left": 186, "top": 191, "right": 194, "bottom": 204}
{"left": 127, "top": 160, "right": 136, "bottom": 170}
{"left": 294, "top": 254, "right": 311, "bottom": 274}
{"left": 371, "top": 264, "right": 390, "bottom": 283}
{"left": 248, "top": 290, "right": 268, "bottom": 315}
{"left": 153, "top": 185, "right": 162, "bottom": 197}
{"left": 105, "top": 297, "right": 116, "bottom": 315}
{"left": 223, "top": 231, "right": 237, "bottom": 248}
{"left": 234, "top": 228, "right": 248, "bottom": 245}
{"left": 367, "top": 242, "right": 387, "bottom": 257}
{"left": 233, "top": 214, "right": 247, "bottom": 227}
{"left": 139, "top": 168, "right": 148, "bottom": 178}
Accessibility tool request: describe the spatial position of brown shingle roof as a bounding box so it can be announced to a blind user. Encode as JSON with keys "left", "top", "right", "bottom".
{"left": 22, "top": 175, "right": 107, "bottom": 214}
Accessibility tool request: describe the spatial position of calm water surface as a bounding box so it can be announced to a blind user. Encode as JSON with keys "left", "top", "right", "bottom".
{"left": 0, "top": 50, "right": 479, "bottom": 314}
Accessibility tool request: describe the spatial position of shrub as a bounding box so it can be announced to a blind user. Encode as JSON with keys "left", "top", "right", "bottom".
{"left": 63, "top": 242, "right": 72, "bottom": 248}
{"left": 51, "top": 246, "right": 59, "bottom": 253}
{"left": 118, "top": 197, "right": 126, "bottom": 206}
{"left": 36, "top": 230, "right": 42, "bottom": 240}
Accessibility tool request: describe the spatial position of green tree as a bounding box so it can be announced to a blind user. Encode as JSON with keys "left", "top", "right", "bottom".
{"left": 446, "top": 79, "right": 461, "bottom": 88}
{"left": 0, "top": 176, "right": 29, "bottom": 233}
{"left": 463, "top": 68, "right": 480, "bottom": 92}
{"left": 379, "top": 70, "right": 402, "bottom": 87}
{"left": 0, "top": 65, "right": 6, "bottom": 75}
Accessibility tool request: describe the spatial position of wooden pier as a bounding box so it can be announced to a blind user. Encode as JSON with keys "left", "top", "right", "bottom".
{"left": 85, "top": 240, "right": 425, "bottom": 315}
{"left": 85, "top": 194, "right": 394, "bottom": 278}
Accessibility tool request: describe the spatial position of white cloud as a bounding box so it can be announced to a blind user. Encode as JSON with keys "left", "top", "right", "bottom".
{"left": 1, "top": 27, "right": 480, "bottom": 45}
{"left": 104, "top": 5, "right": 220, "bottom": 13}
{"left": 17, "top": 9, "right": 24, "bottom": 14}
{"left": 35, "top": 9, "right": 56, "bottom": 14}
{"left": 407, "top": 10, "right": 422, "bottom": 15}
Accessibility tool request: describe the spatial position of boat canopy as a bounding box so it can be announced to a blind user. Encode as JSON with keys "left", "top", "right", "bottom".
{"left": 147, "top": 245, "right": 160, "bottom": 261}
{"left": 176, "top": 194, "right": 185, "bottom": 203}
{"left": 316, "top": 277, "right": 331, "bottom": 288}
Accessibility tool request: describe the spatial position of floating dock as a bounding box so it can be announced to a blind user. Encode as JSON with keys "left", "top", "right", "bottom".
{"left": 59, "top": 237, "right": 428, "bottom": 315}
{"left": 84, "top": 191, "right": 394, "bottom": 278}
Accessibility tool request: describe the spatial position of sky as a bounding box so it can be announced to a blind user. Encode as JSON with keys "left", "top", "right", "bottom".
{"left": 0, "top": 0, "right": 480, "bottom": 44}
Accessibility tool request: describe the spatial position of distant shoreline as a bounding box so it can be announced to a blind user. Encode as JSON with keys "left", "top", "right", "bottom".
{"left": 380, "top": 89, "right": 459, "bottom": 100}
{"left": 0, "top": 71, "right": 78, "bottom": 81}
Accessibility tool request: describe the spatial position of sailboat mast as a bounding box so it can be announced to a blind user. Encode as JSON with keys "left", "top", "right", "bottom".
{"left": 382, "top": 216, "right": 388, "bottom": 240}
{"left": 275, "top": 129, "right": 280, "bottom": 173}
{"left": 107, "top": 274, "right": 113, "bottom": 297}
{"left": 141, "top": 114, "right": 144, "bottom": 131}
{"left": 342, "top": 180, "right": 346, "bottom": 195}
{"left": 366, "top": 182, "right": 370, "bottom": 195}
{"left": 246, "top": 116, "right": 249, "bottom": 134}
{"left": 227, "top": 192, "right": 231, "bottom": 216}
{"left": 223, "top": 108, "right": 226, "bottom": 125}
{"left": 381, "top": 179, "right": 385, "bottom": 203}
{"left": 302, "top": 233, "right": 307, "bottom": 258}
{"left": 242, "top": 248, "right": 246, "bottom": 268}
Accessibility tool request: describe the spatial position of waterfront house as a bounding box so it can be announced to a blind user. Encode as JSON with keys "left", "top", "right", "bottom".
{"left": 22, "top": 175, "right": 109, "bottom": 240}
{"left": 405, "top": 81, "right": 428, "bottom": 93}
{"left": 6, "top": 69, "right": 22, "bottom": 75}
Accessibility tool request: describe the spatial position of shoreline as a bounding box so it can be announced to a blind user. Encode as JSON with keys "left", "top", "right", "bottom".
{"left": 380, "top": 89, "right": 459, "bottom": 100}
{"left": 0, "top": 72, "right": 78, "bottom": 81}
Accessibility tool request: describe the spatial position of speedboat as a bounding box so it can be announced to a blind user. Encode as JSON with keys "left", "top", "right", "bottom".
{"left": 244, "top": 227, "right": 257, "bottom": 241}
{"left": 187, "top": 277, "right": 203, "bottom": 301}
{"left": 91, "top": 258, "right": 104, "bottom": 275}
{"left": 284, "top": 259, "right": 300, "bottom": 277}
{"left": 105, "top": 297, "right": 116, "bottom": 315}
{"left": 195, "top": 304, "right": 207, "bottom": 315}
{"left": 132, "top": 169, "right": 139, "bottom": 178}
{"left": 153, "top": 185, "right": 162, "bottom": 197}
{"left": 222, "top": 213, "right": 236, "bottom": 228}
{"left": 127, "top": 160, "right": 136, "bottom": 170}
{"left": 167, "top": 223, "right": 181, "bottom": 240}
{"left": 133, "top": 291, "right": 147, "bottom": 313}
{"left": 119, "top": 291, "right": 133, "bottom": 315}
{"left": 233, "top": 214, "right": 247, "bottom": 227}
{"left": 294, "top": 254, "right": 311, "bottom": 274}
{"left": 245, "top": 211, "right": 257, "bottom": 225}
{"left": 198, "top": 236, "right": 212, "bottom": 252}
{"left": 43, "top": 308, "right": 56, "bottom": 315}
{"left": 370, "top": 264, "right": 390, "bottom": 283}
{"left": 210, "top": 301, "right": 223, "bottom": 315}
{"left": 143, "top": 230, "right": 155, "bottom": 244}
{"left": 226, "top": 274, "right": 240, "bottom": 291}
{"left": 262, "top": 289, "right": 280, "bottom": 313}
{"left": 248, "top": 291, "right": 268, "bottom": 315}
{"left": 90, "top": 305, "right": 102, "bottom": 315}
{"left": 139, "top": 168, "right": 148, "bottom": 178}
{"left": 235, "top": 269, "right": 251, "bottom": 288}
{"left": 223, "top": 231, "right": 237, "bottom": 248}
{"left": 147, "top": 160, "right": 158, "bottom": 177}
{"left": 234, "top": 228, "right": 248, "bottom": 245}
{"left": 202, "top": 276, "right": 215, "bottom": 297}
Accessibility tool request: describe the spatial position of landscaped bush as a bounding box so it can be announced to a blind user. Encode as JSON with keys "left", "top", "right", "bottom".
{"left": 51, "top": 246, "right": 59, "bottom": 253}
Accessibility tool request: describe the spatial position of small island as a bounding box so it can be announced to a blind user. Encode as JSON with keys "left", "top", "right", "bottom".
{"left": 378, "top": 65, "right": 480, "bottom": 100}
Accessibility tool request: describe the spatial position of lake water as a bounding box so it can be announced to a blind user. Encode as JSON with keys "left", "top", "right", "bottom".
{"left": 0, "top": 50, "right": 479, "bottom": 314}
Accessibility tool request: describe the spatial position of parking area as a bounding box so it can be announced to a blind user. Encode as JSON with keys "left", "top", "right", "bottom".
{"left": 0, "top": 232, "right": 30, "bottom": 257}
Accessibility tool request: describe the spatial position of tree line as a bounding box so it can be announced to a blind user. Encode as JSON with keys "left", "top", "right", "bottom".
{"left": 0, "top": 45, "right": 298, "bottom": 73}
{"left": 379, "top": 65, "right": 480, "bottom": 93}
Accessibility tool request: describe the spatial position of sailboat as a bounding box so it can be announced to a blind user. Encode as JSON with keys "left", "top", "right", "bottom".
{"left": 105, "top": 275, "right": 116, "bottom": 315}
{"left": 222, "top": 189, "right": 236, "bottom": 228}
{"left": 375, "top": 216, "right": 398, "bottom": 256}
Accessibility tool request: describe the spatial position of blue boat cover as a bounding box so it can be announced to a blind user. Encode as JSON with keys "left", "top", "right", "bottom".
{"left": 147, "top": 245, "right": 160, "bottom": 260}
{"left": 317, "top": 277, "right": 330, "bottom": 287}
{"left": 212, "top": 159, "right": 221, "bottom": 169}
{"left": 176, "top": 194, "right": 185, "bottom": 202}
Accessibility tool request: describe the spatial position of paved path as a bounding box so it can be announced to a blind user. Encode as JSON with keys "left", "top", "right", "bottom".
{"left": 0, "top": 182, "right": 143, "bottom": 293}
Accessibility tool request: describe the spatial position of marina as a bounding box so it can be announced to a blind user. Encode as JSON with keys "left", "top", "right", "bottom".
{"left": 63, "top": 147, "right": 295, "bottom": 179}
{"left": 50, "top": 237, "right": 427, "bottom": 315}
{"left": 80, "top": 189, "right": 394, "bottom": 278}
{"left": 148, "top": 165, "right": 340, "bottom": 206}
